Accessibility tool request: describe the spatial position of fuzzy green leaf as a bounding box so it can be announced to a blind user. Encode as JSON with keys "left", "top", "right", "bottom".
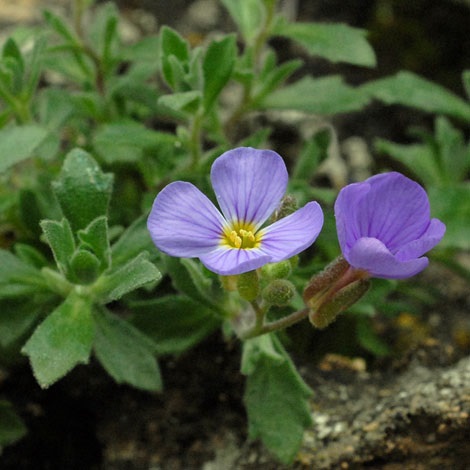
{"left": 0, "top": 401, "right": 27, "bottom": 447}
{"left": 202, "top": 35, "right": 236, "bottom": 110}
{"left": 242, "top": 334, "right": 312, "bottom": 463}
{"left": 130, "top": 295, "right": 220, "bottom": 356}
{"left": 160, "top": 26, "right": 190, "bottom": 89}
{"left": 22, "top": 291, "right": 94, "bottom": 388}
{"left": 111, "top": 216, "right": 155, "bottom": 266}
{"left": 362, "top": 71, "right": 470, "bottom": 123}
{"left": 428, "top": 184, "right": 470, "bottom": 250}
{"left": 0, "top": 125, "right": 48, "bottom": 173}
{"left": 77, "top": 216, "right": 110, "bottom": 271}
{"left": 94, "top": 252, "right": 161, "bottom": 303}
{"left": 40, "top": 218, "right": 75, "bottom": 275}
{"left": 52, "top": 148, "right": 113, "bottom": 231}
{"left": 274, "top": 21, "right": 376, "bottom": 67}
{"left": 220, "top": 0, "right": 265, "bottom": 45}
{"left": 93, "top": 308, "right": 162, "bottom": 391}
{"left": 263, "top": 75, "right": 370, "bottom": 115}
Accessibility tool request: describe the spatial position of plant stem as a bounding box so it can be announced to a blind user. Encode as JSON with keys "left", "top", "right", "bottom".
{"left": 240, "top": 306, "right": 311, "bottom": 340}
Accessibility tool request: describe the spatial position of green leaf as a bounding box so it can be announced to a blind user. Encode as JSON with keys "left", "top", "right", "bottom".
{"left": 94, "top": 252, "right": 161, "bottom": 303}
{"left": 40, "top": 218, "right": 75, "bottom": 276}
{"left": 253, "top": 57, "right": 302, "bottom": 104}
{"left": 22, "top": 291, "right": 95, "bottom": 388}
{"left": 220, "top": 0, "right": 265, "bottom": 45}
{"left": 52, "top": 148, "right": 113, "bottom": 231}
{"left": 93, "top": 308, "right": 162, "bottom": 391}
{"left": 111, "top": 216, "right": 155, "bottom": 266}
{"left": 202, "top": 35, "right": 236, "bottom": 110}
{"left": 14, "top": 243, "right": 49, "bottom": 269}
{"left": 374, "top": 139, "right": 442, "bottom": 187}
{"left": 130, "top": 295, "right": 220, "bottom": 356}
{"left": 263, "top": 75, "right": 370, "bottom": 115}
{"left": 0, "top": 249, "right": 44, "bottom": 289}
{"left": 160, "top": 26, "right": 190, "bottom": 89}
{"left": 0, "top": 297, "right": 45, "bottom": 348}
{"left": 0, "top": 125, "right": 48, "bottom": 173}
{"left": 69, "top": 249, "right": 101, "bottom": 284}
{"left": 77, "top": 216, "right": 110, "bottom": 270}
{"left": 0, "top": 401, "right": 27, "bottom": 447}
{"left": 428, "top": 184, "right": 470, "bottom": 250}
{"left": 463, "top": 70, "right": 470, "bottom": 100}
{"left": 164, "top": 256, "right": 220, "bottom": 310}
{"left": 362, "top": 71, "right": 470, "bottom": 123}
{"left": 242, "top": 334, "right": 312, "bottom": 463}
{"left": 93, "top": 121, "right": 167, "bottom": 164}
{"left": 43, "top": 9, "right": 79, "bottom": 45}
{"left": 274, "top": 21, "right": 376, "bottom": 67}
{"left": 157, "top": 91, "right": 201, "bottom": 114}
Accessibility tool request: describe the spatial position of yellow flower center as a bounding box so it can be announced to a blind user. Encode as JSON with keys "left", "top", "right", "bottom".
{"left": 221, "top": 221, "right": 262, "bottom": 249}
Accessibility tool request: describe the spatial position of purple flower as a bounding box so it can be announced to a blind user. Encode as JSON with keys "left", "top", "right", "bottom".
{"left": 335, "top": 172, "right": 445, "bottom": 279}
{"left": 147, "top": 147, "right": 324, "bottom": 275}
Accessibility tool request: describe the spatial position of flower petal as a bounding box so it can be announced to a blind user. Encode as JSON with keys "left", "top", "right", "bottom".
{"left": 258, "top": 202, "right": 324, "bottom": 261}
{"left": 347, "top": 237, "right": 429, "bottom": 279}
{"left": 336, "top": 173, "right": 434, "bottom": 255}
{"left": 211, "top": 147, "right": 288, "bottom": 229}
{"left": 335, "top": 181, "right": 370, "bottom": 254}
{"left": 147, "top": 181, "right": 226, "bottom": 257}
{"left": 199, "top": 247, "right": 271, "bottom": 276}
{"left": 396, "top": 218, "right": 446, "bottom": 261}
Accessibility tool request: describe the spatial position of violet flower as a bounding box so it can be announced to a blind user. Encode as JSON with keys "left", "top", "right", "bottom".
{"left": 147, "top": 147, "right": 323, "bottom": 276}
{"left": 335, "top": 172, "right": 445, "bottom": 279}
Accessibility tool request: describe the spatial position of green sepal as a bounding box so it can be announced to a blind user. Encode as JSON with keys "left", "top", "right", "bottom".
{"left": 0, "top": 401, "right": 27, "bottom": 447}
{"left": 130, "top": 295, "right": 221, "bottom": 356}
{"left": 237, "top": 270, "right": 259, "bottom": 301}
{"left": 202, "top": 34, "right": 236, "bottom": 111}
{"left": 69, "top": 249, "right": 101, "bottom": 285}
{"left": 52, "top": 148, "right": 113, "bottom": 231}
{"left": 22, "top": 291, "right": 95, "bottom": 388}
{"left": 40, "top": 218, "right": 75, "bottom": 276}
{"left": 241, "top": 334, "right": 313, "bottom": 463}
{"left": 93, "top": 307, "right": 162, "bottom": 391}
{"left": 77, "top": 215, "right": 110, "bottom": 271}
{"left": 93, "top": 252, "right": 161, "bottom": 303}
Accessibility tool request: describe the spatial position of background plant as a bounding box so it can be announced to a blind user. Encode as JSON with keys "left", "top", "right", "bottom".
{"left": 0, "top": 0, "right": 466, "bottom": 463}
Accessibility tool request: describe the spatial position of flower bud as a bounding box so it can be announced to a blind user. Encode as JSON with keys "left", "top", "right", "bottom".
{"left": 261, "top": 260, "right": 292, "bottom": 279}
{"left": 309, "top": 279, "right": 370, "bottom": 329}
{"left": 262, "top": 279, "right": 296, "bottom": 306}
{"left": 303, "top": 256, "right": 350, "bottom": 309}
{"left": 237, "top": 270, "right": 259, "bottom": 301}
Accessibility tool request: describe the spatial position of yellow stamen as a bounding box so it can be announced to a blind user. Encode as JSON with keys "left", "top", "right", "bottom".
{"left": 221, "top": 221, "right": 262, "bottom": 249}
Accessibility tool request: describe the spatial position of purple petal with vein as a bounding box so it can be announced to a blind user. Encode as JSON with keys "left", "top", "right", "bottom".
{"left": 335, "top": 172, "right": 445, "bottom": 279}
{"left": 211, "top": 147, "right": 287, "bottom": 228}
{"left": 147, "top": 181, "right": 225, "bottom": 257}
{"left": 199, "top": 247, "right": 271, "bottom": 276}
{"left": 347, "top": 237, "right": 429, "bottom": 279}
{"left": 259, "top": 202, "right": 324, "bottom": 261}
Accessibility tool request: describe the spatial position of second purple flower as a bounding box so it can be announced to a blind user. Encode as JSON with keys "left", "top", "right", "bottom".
{"left": 147, "top": 147, "right": 324, "bottom": 275}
